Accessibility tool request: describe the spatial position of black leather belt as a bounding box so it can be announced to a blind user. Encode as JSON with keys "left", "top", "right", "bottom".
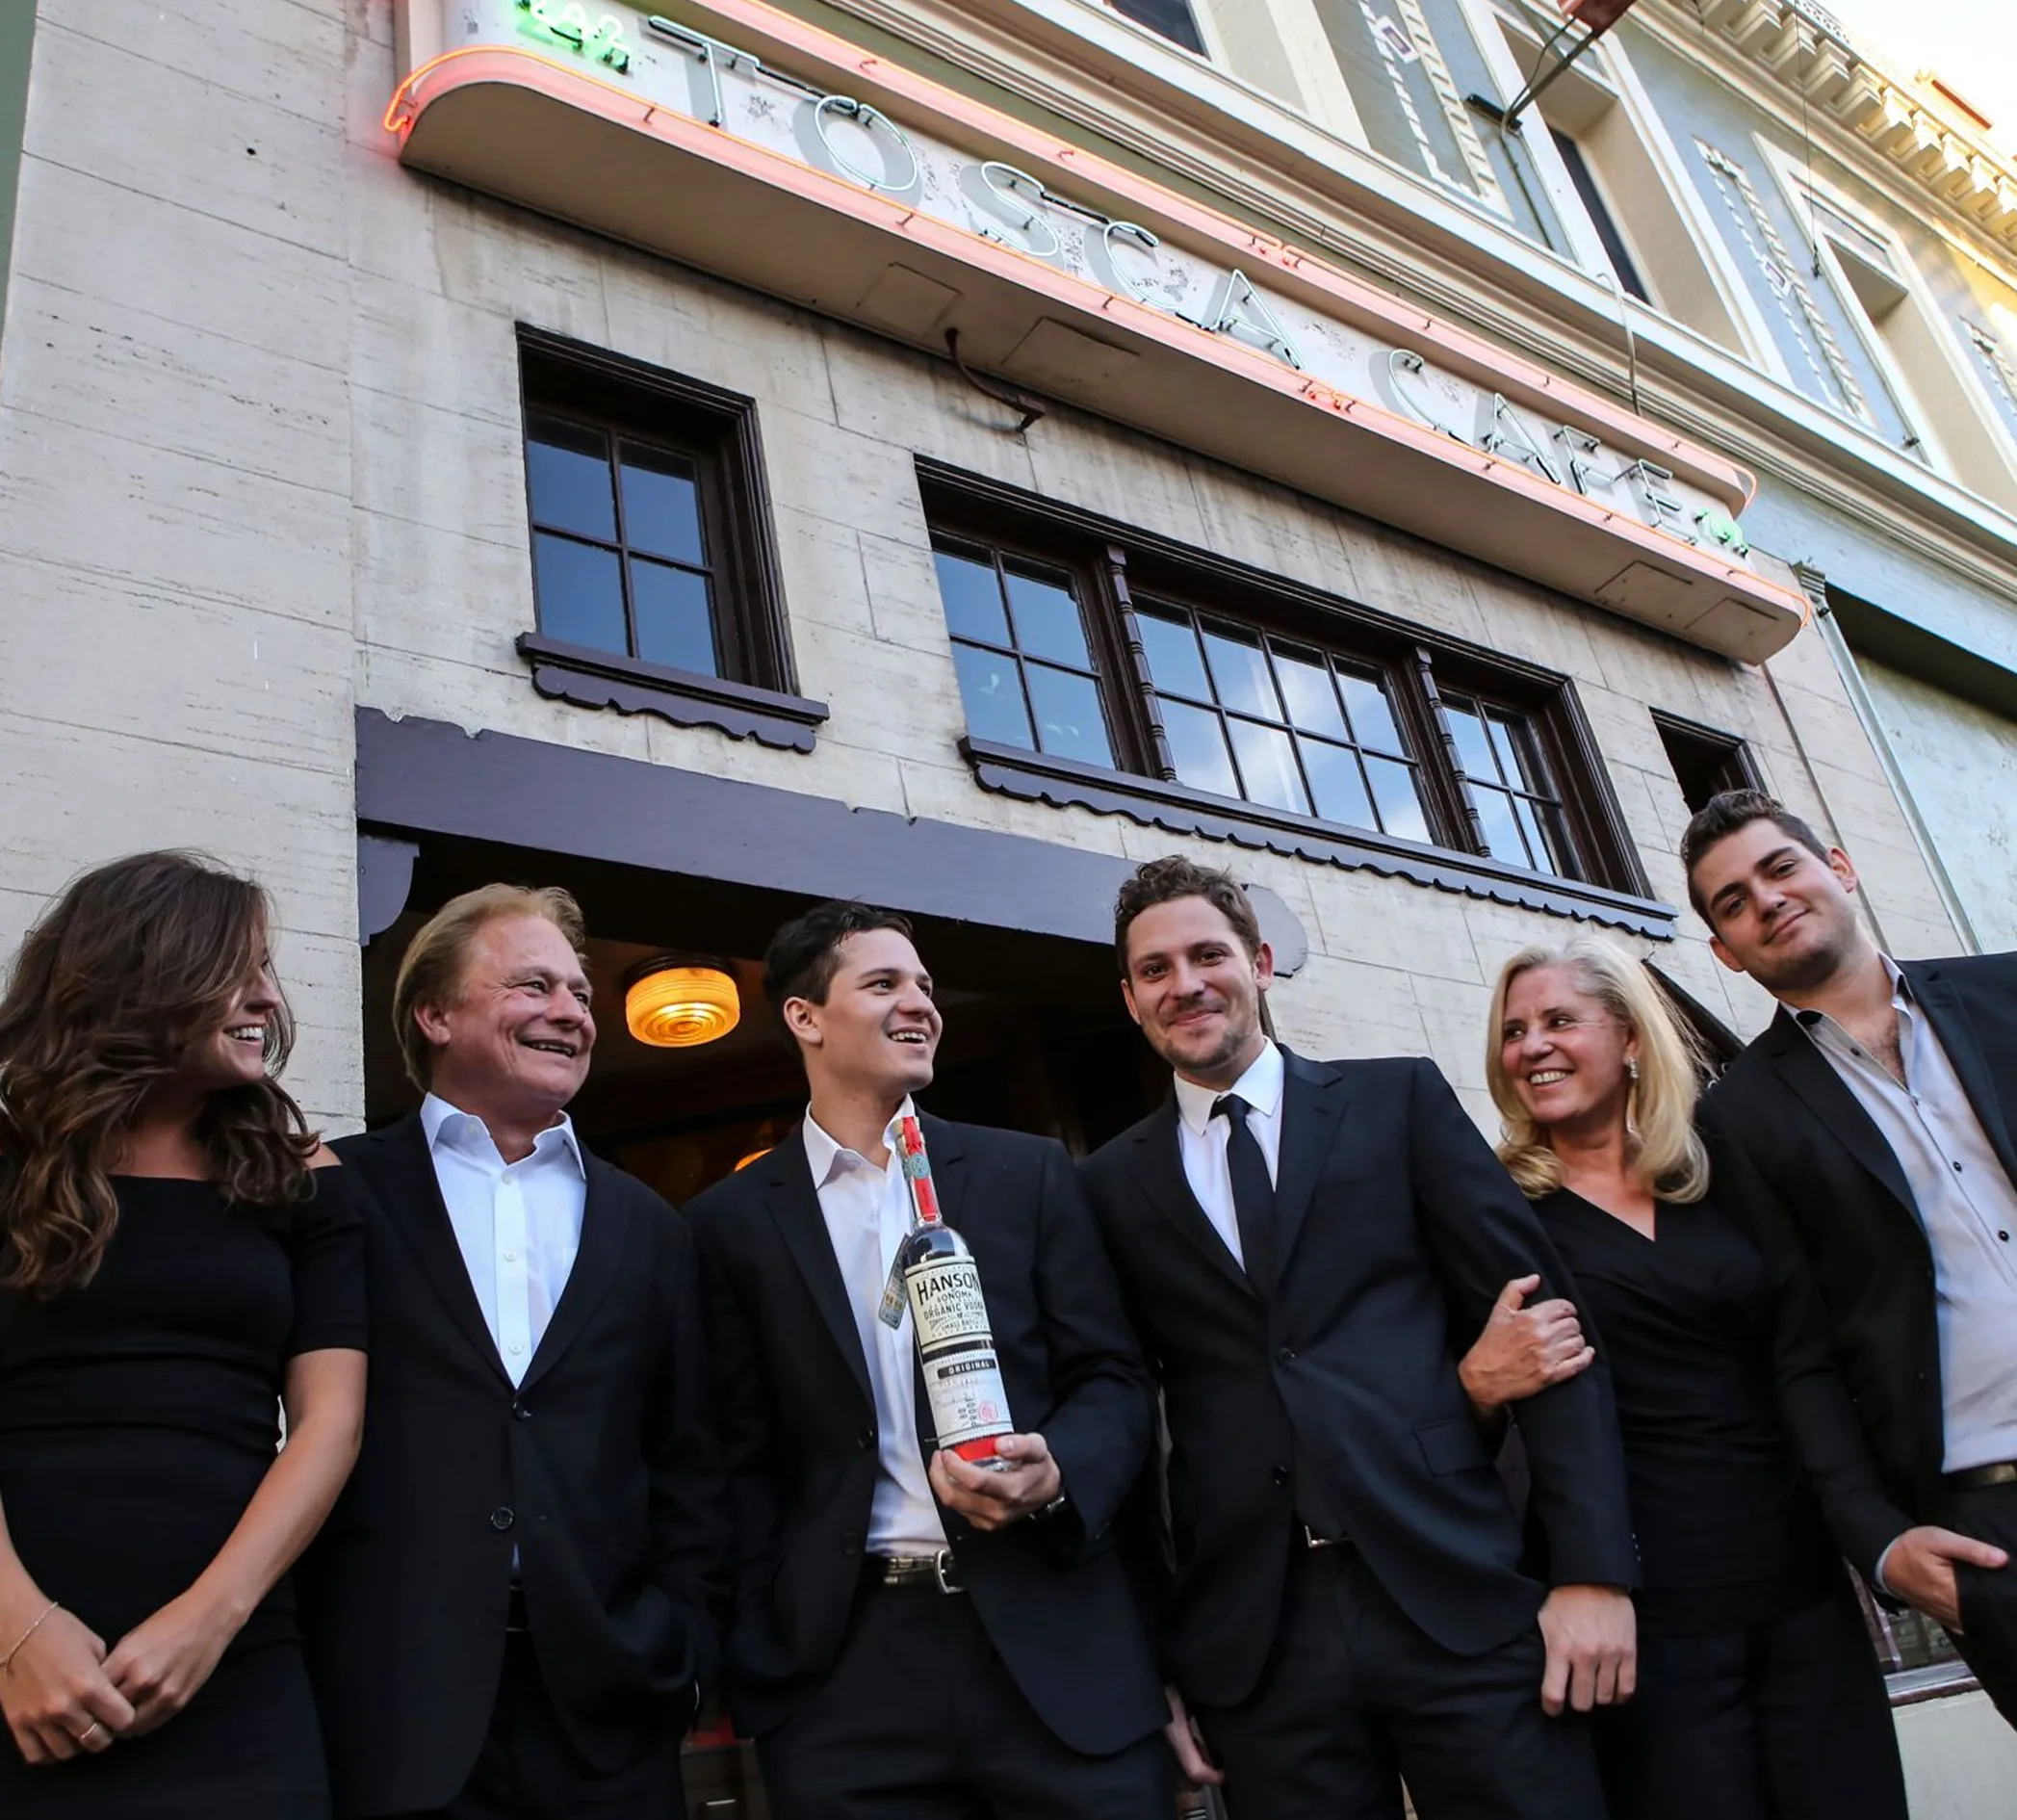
{"left": 1948, "top": 1462, "right": 2017, "bottom": 1491}
{"left": 868, "top": 1550, "right": 965, "bottom": 1594}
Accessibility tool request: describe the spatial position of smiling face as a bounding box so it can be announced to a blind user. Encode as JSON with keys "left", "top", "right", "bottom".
{"left": 177, "top": 932, "right": 284, "bottom": 1096}
{"left": 415, "top": 913, "right": 595, "bottom": 1129}
{"left": 785, "top": 926, "right": 941, "bottom": 1103}
{"left": 1690, "top": 818, "right": 1866, "bottom": 995}
{"left": 1499, "top": 962, "right": 1636, "bottom": 1142}
{"left": 1121, "top": 895, "right": 1275, "bottom": 1090}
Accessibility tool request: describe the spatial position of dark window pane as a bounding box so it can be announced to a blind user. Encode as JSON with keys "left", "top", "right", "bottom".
{"left": 1004, "top": 564, "right": 1091, "bottom": 667}
{"left": 1026, "top": 663, "right": 1114, "bottom": 767}
{"left": 1550, "top": 128, "right": 1651, "bottom": 303}
{"left": 1160, "top": 697, "right": 1240, "bottom": 798}
{"left": 1275, "top": 650, "right": 1349, "bottom": 741}
{"left": 631, "top": 558, "right": 717, "bottom": 676}
{"left": 532, "top": 533, "right": 627, "bottom": 653}
{"left": 1109, "top": 0, "right": 1206, "bottom": 54}
{"left": 1474, "top": 788, "right": 1532, "bottom": 866}
{"left": 1512, "top": 793, "right": 1558, "bottom": 871}
{"left": 526, "top": 415, "right": 616, "bottom": 541}
{"left": 618, "top": 445, "right": 705, "bottom": 566}
{"left": 933, "top": 550, "right": 1011, "bottom": 647}
{"left": 1228, "top": 719, "right": 1310, "bottom": 815}
{"left": 1445, "top": 701, "right": 1501, "bottom": 783}
{"left": 1138, "top": 610, "right": 1212, "bottom": 699}
{"left": 1366, "top": 757, "right": 1430, "bottom": 844}
{"left": 1202, "top": 630, "right": 1280, "bottom": 719}
{"left": 952, "top": 642, "right": 1034, "bottom": 749}
{"left": 1339, "top": 671, "right": 1407, "bottom": 756}
{"left": 1302, "top": 740, "right": 1377, "bottom": 830}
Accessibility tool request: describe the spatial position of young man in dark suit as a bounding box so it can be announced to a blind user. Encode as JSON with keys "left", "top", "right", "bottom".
{"left": 1684, "top": 789, "right": 2015, "bottom": 1724}
{"left": 682, "top": 900, "right": 1169, "bottom": 1818}
{"left": 1081, "top": 856, "right": 1637, "bottom": 1820}
{"left": 305, "top": 885, "right": 729, "bottom": 1819}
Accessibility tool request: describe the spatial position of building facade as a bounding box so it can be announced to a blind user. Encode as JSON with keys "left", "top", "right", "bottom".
{"left": 3, "top": 0, "right": 2016, "bottom": 1807}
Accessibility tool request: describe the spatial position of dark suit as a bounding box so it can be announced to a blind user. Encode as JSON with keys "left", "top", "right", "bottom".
{"left": 1700, "top": 952, "right": 2017, "bottom": 1721}
{"left": 304, "top": 1116, "right": 729, "bottom": 1818}
{"left": 683, "top": 1114, "right": 1169, "bottom": 1817}
{"left": 1081, "top": 1049, "right": 1635, "bottom": 1820}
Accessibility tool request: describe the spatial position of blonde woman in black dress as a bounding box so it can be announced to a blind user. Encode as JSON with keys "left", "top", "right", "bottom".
{"left": 0, "top": 851, "right": 368, "bottom": 1817}
{"left": 1459, "top": 936, "right": 1906, "bottom": 1820}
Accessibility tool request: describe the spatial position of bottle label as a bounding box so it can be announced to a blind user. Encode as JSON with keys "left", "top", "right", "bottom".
{"left": 905, "top": 1256, "right": 1013, "bottom": 1449}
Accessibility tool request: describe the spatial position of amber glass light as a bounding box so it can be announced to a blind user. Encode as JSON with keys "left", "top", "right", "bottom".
{"left": 625, "top": 963, "right": 739, "bottom": 1048}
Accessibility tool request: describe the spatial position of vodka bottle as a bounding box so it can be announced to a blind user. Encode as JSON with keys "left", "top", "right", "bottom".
{"left": 892, "top": 1114, "right": 1015, "bottom": 1469}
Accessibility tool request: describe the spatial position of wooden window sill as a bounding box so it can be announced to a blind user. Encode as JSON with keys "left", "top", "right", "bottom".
{"left": 519, "top": 634, "right": 829, "bottom": 753}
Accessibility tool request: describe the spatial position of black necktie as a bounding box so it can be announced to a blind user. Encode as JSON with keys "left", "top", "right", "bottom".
{"left": 1212, "top": 1093, "right": 1277, "bottom": 1294}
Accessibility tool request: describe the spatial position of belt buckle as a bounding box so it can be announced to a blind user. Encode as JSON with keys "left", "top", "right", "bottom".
{"left": 1302, "top": 1525, "right": 1341, "bottom": 1550}
{"left": 932, "top": 1548, "right": 965, "bottom": 1595}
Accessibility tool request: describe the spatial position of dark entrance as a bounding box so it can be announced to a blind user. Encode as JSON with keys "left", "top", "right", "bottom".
{"left": 358, "top": 834, "right": 1167, "bottom": 1818}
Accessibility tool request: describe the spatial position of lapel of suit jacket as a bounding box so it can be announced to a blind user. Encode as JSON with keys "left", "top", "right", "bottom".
{"left": 1760, "top": 1006, "right": 1918, "bottom": 1216}
{"left": 521, "top": 1147, "right": 630, "bottom": 1392}
{"left": 1905, "top": 961, "right": 2017, "bottom": 1186}
{"left": 371, "top": 1116, "right": 512, "bottom": 1388}
{"left": 1129, "top": 1095, "right": 1256, "bottom": 1299}
{"left": 1271, "top": 1047, "right": 1350, "bottom": 1279}
{"left": 763, "top": 1127, "right": 874, "bottom": 1409}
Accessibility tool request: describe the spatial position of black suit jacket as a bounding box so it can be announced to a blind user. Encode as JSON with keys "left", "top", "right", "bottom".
{"left": 303, "top": 1117, "right": 730, "bottom": 1817}
{"left": 1080, "top": 1049, "right": 1638, "bottom": 1706}
{"left": 682, "top": 1113, "right": 1166, "bottom": 1755}
{"left": 1699, "top": 952, "right": 2017, "bottom": 1577}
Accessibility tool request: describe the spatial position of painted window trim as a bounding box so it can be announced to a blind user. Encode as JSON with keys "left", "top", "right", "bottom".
{"left": 516, "top": 631, "right": 831, "bottom": 752}
{"left": 962, "top": 735, "right": 1675, "bottom": 935}
{"left": 920, "top": 460, "right": 1666, "bottom": 931}
{"left": 515, "top": 327, "right": 810, "bottom": 737}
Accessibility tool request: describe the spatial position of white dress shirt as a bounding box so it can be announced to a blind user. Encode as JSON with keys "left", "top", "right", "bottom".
{"left": 1797, "top": 961, "right": 2017, "bottom": 1474}
{"left": 1173, "top": 1040, "right": 1285, "bottom": 1273}
{"left": 802, "top": 1099, "right": 948, "bottom": 1556}
{"left": 421, "top": 1092, "right": 587, "bottom": 1388}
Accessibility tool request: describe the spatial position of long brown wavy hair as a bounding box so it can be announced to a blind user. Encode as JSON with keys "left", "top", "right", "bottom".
{"left": 0, "top": 851, "right": 318, "bottom": 1297}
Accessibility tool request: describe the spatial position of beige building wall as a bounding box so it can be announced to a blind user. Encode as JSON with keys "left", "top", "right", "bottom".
{"left": 0, "top": 0, "right": 1965, "bottom": 1133}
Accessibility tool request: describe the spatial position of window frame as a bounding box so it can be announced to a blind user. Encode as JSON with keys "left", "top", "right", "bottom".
{"left": 513, "top": 327, "right": 827, "bottom": 752}
{"left": 919, "top": 461, "right": 1668, "bottom": 936}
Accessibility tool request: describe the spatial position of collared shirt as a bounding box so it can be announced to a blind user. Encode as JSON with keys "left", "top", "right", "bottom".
{"left": 1173, "top": 1040, "right": 1285, "bottom": 1273}
{"left": 421, "top": 1092, "right": 587, "bottom": 1390}
{"left": 802, "top": 1099, "right": 947, "bottom": 1556}
{"left": 1797, "top": 960, "right": 2017, "bottom": 1474}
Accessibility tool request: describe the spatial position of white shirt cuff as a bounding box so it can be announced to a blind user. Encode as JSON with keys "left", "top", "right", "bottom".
{"left": 1874, "top": 1535, "right": 1903, "bottom": 1599}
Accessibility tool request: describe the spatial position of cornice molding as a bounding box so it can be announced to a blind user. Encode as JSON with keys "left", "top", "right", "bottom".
{"left": 1642, "top": 0, "right": 2017, "bottom": 258}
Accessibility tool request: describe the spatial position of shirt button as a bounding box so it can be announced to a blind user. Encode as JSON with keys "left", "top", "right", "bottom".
{"left": 508, "top": 1341, "right": 526, "bottom": 1356}
{"left": 504, "top": 1250, "right": 519, "bottom": 1262}
{"left": 490, "top": 1506, "right": 515, "bottom": 1531}
{"left": 2000, "top": 1233, "right": 2011, "bottom": 1243}
{"left": 1952, "top": 1161, "right": 1964, "bottom": 1172}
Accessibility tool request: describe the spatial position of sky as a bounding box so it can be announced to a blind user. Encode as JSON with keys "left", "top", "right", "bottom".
{"left": 1814, "top": 0, "right": 2017, "bottom": 160}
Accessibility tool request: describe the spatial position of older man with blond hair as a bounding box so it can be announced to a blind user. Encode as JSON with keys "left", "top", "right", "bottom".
{"left": 303, "top": 884, "right": 729, "bottom": 1820}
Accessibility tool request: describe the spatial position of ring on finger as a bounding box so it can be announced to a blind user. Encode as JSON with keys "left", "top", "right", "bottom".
{"left": 76, "top": 1720, "right": 104, "bottom": 1746}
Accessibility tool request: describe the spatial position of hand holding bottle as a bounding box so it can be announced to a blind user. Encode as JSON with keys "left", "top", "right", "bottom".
{"left": 929, "top": 1433, "right": 1062, "bottom": 1530}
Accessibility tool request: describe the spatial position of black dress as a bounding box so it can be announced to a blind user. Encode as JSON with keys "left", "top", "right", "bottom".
{"left": 0, "top": 1169, "right": 368, "bottom": 1819}
{"left": 1535, "top": 1186, "right": 1906, "bottom": 1820}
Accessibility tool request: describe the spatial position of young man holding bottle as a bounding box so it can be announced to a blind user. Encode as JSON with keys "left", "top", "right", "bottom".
{"left": 683, "top": 900, "right": 1170, "bottom": 1818}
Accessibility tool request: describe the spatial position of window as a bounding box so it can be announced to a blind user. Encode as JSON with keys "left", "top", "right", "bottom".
{"left": 1549, "top": 127, "right": 1649, "bottom": 303}
{"left": 514, "top": 331, "right": 826, "bottom": 751}
{"left": 1651, "top": 711, "right": 1762, "bottom": 816}
{"left": 931, "top": 538, "right": 1115, "bottom": 769}
{"left": 1107, "top": 0, "right": 1207, "bottom": 55}
{"left": 922, "top": 466, "right": 1662, "bottom": 932}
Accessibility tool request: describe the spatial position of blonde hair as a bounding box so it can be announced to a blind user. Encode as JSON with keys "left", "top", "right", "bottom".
{"left": 1485, "top": 936, "right": 1709, "bottom": 1204}
{"left": 391, "top": 885, "right": 586, "bottom": 1090}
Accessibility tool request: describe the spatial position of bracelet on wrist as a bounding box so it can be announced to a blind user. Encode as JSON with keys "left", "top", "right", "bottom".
{"left": 1, "top": 1600, "right": 62, "bottom": 1677}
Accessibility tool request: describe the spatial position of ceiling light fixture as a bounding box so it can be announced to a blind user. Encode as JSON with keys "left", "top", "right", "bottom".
{"left": 625, "top": 958, "right": 739, "bottom": 1048}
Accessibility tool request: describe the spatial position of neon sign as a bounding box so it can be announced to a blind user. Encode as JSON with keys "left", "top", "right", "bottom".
{"left": 518, "top": 0, "right": 632, "bottom": 72}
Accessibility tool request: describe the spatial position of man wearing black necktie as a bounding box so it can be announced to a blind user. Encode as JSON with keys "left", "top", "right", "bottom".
{"left": 1080, "top": 857, "right": 1637, "bottom": 1820}
{"left": 683, "top": 900, "right": 1169, "bottom": 1818}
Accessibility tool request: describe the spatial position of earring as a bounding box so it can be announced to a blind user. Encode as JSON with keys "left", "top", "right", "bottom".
{"left": 1626, "top": 1056, "right": 1639, "bottom": 1082}
{"left": 1624, "top": 1055, "right": 1641, "bottom": 1140}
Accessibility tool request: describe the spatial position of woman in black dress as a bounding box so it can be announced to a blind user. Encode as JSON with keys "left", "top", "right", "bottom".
{"left": 0, "top": 851, "right": 368, "bottom": 1818}
{"left": 1459, "top": 936, "right": 1906, "bottom": 1820}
